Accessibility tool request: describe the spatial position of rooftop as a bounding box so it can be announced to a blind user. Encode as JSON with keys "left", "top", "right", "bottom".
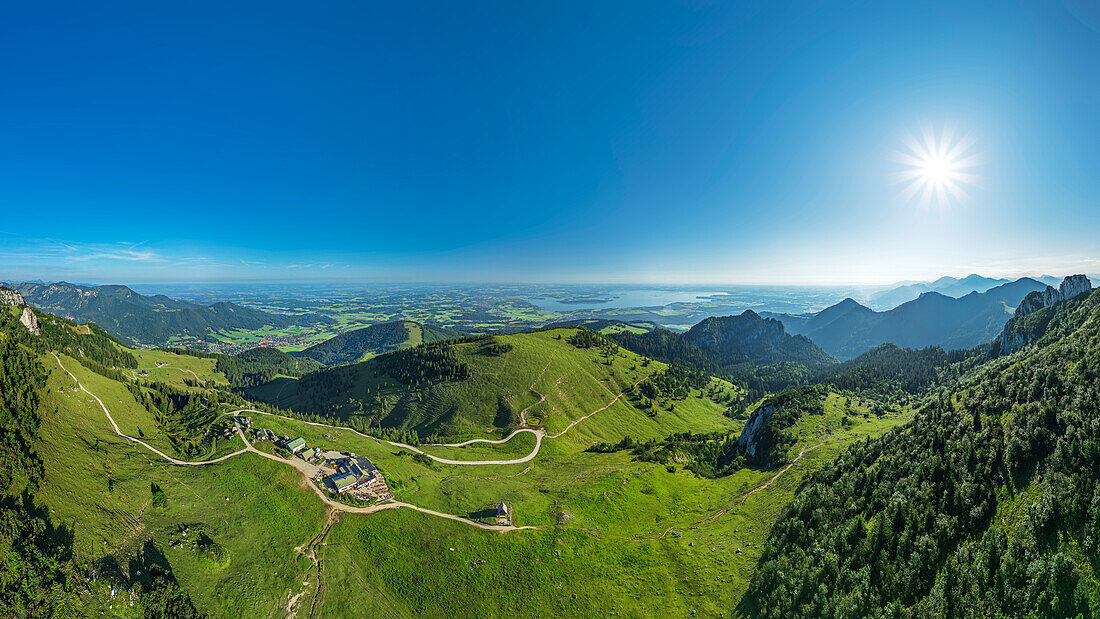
{"left": 330, "top": 472, "right": 358, "bottom": 492}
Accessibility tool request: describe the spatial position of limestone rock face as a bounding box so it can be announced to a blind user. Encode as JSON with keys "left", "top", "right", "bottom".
{"left": 0, "top": 286, "right": 40, "bottom": 335}
{"left": 1059, "top": 274, "right": 1092, "bottom": 302}
{"left": 993, "top": 275, "right": 1094, "bottom": 356}
{"left": 1014, "top": 275, "right": 1093, "bottom": 318}
{"left": 19, "top": 307, "right": 40, "bottom": 335}
{"left": 0, "top": 287, "right": 26, "bottom": 307}
{"left": 737, "top": 405, "right": 773, "bottom": 458}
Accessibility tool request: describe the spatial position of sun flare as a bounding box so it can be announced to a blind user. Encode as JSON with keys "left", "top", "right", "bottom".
{"left": 892, "top": 124, "right": 981, "bottom": 208}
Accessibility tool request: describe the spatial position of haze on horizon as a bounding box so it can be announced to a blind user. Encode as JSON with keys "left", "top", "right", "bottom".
{"left": 2, "top": 2, "right": 1099, "bottom": 286}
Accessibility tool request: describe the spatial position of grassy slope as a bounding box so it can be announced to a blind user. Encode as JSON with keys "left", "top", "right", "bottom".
{"left": 308, "top": 406, "right": 911, "bottom": 617}
{"left": 36, "top": 353, "right": 327, "bottom": 617}
{"left": 128, "top": 348, "right": 229, "bottom": 388}
{"left": 31, "top": 327, "right": 911, "bottom": 617}
{"left": 56, "top": 354, "right": 243, "bottom": 461}
{"left": 238, "top": 378, "right": 910, "bottom": 616}
{"left": 254, "top": 328, "right": 743, "bottom": 441}
{"left": 290, "top": 320, "right": 457, "bottom": 365}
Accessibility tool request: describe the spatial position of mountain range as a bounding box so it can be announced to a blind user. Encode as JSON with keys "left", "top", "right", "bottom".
{"left": 866, "top": 273, "right": 1062, "bottom": 309}
{"left": 990, "top": 274, "right": 1093, "bottom": 356}
{"left": 4, "top": 274, "right": 1100, "bottom": 615}
{"left": 612, "top": 309, "right": 835, "bottom": 377}
{"left": 765, "top": 277, "right": 1052, "bottom": 359}
{"left": 11, "top": 281, "right": 330, "bottom": 346}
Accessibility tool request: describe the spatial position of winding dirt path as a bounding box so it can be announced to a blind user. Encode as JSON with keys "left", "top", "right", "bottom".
{"left": 53, "top": 351, "right": 670, "bottom": 536}
{"left": 54, "top": 353, "right": 250, "bottom": 466}
{"left": 624, "top": 439, "right": 836, "bottom": 543}
{"left": 228, "top": 350, "right": 641, "bottom": 465}
{"left": 306, "top": 510, "right": 338, "bottom": 619}
{"left": 58, "top": 347, "right": 854, "bottom": 545}
{"left": 546, "top": 377, "right": 645, "bottom": 439}
{"left": 237, "top": 408, "right": 547, "bottom": 466}
{"left": 52, "top": 353, "right": 541, "bottom": 532}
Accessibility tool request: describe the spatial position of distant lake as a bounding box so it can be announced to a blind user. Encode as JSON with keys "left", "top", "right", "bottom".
{"left": 520, "top": 289, "right": 729, "bottom": 311}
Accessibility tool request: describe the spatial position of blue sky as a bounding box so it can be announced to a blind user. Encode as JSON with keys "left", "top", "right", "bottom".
{"left": 2, "top": 1, "right": 1099, "bottom": 284}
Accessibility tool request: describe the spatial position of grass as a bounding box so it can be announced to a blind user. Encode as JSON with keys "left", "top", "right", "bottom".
{"left": 598, "top": 323, "right": 650, "bottom": 335}
{"left": 56, "top": 355, "right": 242, "bottom": 461}
{"left": 255, "top": 328, "right": 742, "bottom": 443}
{"left": 417, "top": 431, "right": 538, "bottom": 460}
{"left": 234, "top": 384, "right": 913, "bottom": 616}
{"left": 129, "top": 348, "right": 228, "bottom": 388}
{"left": 36, "top": 353, "right": 328, "bottom": 616}
{"left": 311, "top": 407, "right": 913, "bottom": 618}
{"left": 30, "top": 331, "right": 914, "bottom": 617}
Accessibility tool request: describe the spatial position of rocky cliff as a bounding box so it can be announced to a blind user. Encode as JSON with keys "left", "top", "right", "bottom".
{"left": 19, "top": 307, "right": 41, "bottom": 335}
{"left": 1014, "top": 275, "right": 1092, "bottom": 317}
{"left": 993, "top": 275, "right": 1093, "bottom": 355}
{"left": 0, "top": 286, "right": 40, "bottom": 335}
{"left": 0, "top": 286, "right": 26, "bottom": 307}
{"left": 737, "top": 405, "right": 773, "bottom": 458}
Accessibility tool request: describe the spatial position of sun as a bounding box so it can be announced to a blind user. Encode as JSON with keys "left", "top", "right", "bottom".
{"left": 892, "top": 124, "right": 982, "bottom": 208}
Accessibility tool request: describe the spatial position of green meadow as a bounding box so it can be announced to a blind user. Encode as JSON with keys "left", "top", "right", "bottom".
{"left": 28, "top": 328, "right": 912, "bottom": 616}
{"left": 129, "top": 348, "right": 229, "bottom": 387}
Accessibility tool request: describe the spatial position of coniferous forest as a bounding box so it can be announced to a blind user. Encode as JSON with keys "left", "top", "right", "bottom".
{"left": 743, "top": 289, "right": 1100, "bottom": 617}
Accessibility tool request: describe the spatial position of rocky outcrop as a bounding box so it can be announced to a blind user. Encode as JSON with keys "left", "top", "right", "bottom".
{"left": 737, "top": 404, "right": 773, "bottom": 458}
{"left": 992, "top": 275, "right": 1093, "bottom": 356}
{"left": 19, "top": 307, "right": 40, "bottom": 335}
{"left": 0, "top": 286, "right": 26, "bottom": 307}
{"left": 1014, "top": 275, "right": 1092, "bottom": 318}
{"left": 0, "top": 286, "right": 40, "bottom": 335}
{"left": 995, "top": 330, "right": 1030, "bottom": 357}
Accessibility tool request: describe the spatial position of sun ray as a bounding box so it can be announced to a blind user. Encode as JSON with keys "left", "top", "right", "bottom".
{"left": 940, "top": 176, "right": 969, "bottom": 202}
{"left": 944, "top": 170, "right": 981, "bottom": 186}
{"left": 900, "top": 176, "right": 927, "bottom": 202}
{"left": 892, "top": 151, "right": 929, "bottom": 168}
{"left": 947, "top": 152, "right": 983, "bottom": 170}
{"left": 938, "top": 123, "right": 956, "bottom": 160}
{"left": 918, "top": 176, "right": 936, "bottom": 205}
{"left": 890, "top": 168, "right": 927, "bottom": 183}
{"left": 901, "top": 133, "right": 932, "bottom": 162}
{"left": 920, "top": 125, "right": 939, "bottom": 157}
{"left": 942, "top": 133, "right": 975, "bottom": 164}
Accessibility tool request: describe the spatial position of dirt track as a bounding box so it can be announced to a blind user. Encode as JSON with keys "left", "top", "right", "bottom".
{"left": 54, "top": 352, "right": 545, "bottom": 531}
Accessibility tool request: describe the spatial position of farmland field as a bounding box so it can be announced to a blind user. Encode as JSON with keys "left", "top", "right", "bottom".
{"left": 127, "top": 283, "right": 864, "bottom": 355}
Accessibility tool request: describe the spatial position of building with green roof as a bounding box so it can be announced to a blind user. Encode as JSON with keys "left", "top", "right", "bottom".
{"left": 330, "top": 472, "right": 358, "bottom": 493}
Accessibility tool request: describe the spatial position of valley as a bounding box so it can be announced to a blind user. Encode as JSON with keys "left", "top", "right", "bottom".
{"left": 2, "top": 292, "right": 918, "bottom": 616}
{"left": 1, "top": 276, "right": 1095, "bottom": 617}
{"left": 5, "top": 6, "right": 1099, "bottom": 616}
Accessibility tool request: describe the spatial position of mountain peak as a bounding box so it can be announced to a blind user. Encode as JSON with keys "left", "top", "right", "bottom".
{"left": 917, "top": 291, "right": 950, "bottom": 300}
{"left": 994, "top": 275, "right": 1094, "bottom": 355}
{"left": 0, "top": 287, "right": 27, "bottom": 307}
{"left": 675, "top": 311, "right": 835, "bottom": 368}
{"left": 819, "top": 297, "right": 872, "bottom": 316}
{"left": 1013, "top": 275, "right": 1093, "bottom": 318}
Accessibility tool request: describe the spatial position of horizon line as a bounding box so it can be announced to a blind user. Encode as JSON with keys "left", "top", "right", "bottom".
{"left": 4, "top": 273, "right": 1091, "bottom": 289}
